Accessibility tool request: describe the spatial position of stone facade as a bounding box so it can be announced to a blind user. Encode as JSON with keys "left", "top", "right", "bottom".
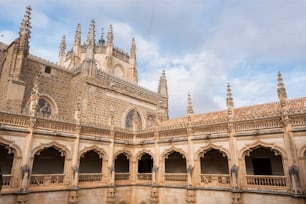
{"left": 0, "top": 6, "right": 305, "bottom": 204}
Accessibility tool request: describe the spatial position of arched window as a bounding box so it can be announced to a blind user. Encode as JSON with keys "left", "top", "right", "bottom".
{"left": 0, "top": 144, "right": 14, "bottom": 174}
{"left": 114, "top": 65, "right": 123, "bottom": 78}
{"left": 115, "top": 153, "right": 129, "bottom": 173}
{"left": 245, "top": 146, "right": 284, "bottom": 175}
{"left": 138, "top": 153, "right": 153, "bottom": 173}
{"left": 200, "top": 149, "right": 229, "bottom": 174}
{"left": 32, "top": 147, "right": 65, "bottom": 174}
{"left": 0, "top": 144, "right": 15, "bottom": 188}
{"left": 165, "top": 151, "right": 186, "bottom": 173}
{"left": 37, "top": 98, "right": 52, "bottom": 117}
{"left": 125, "top": 109, "right": 142, "bottom": 131}
{"left": 79, "top": 150, "right": 102, "bottom": 173}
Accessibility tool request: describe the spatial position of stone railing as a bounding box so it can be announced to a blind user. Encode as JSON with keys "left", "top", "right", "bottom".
{"left": 164, "top": 173, "right": 187, "bottom": 182}
{"left": 2, "top": 174, "right": 12, "bottom": 188}
{"left": 200, "top": 174, "right": 230, "bottom": 186}
{"left": 115, "top": 173, "right": 130, "bottom": 180}
{"left": 0, "top": 112, "right": 29, "bottom": 127}
{"left": 79, "top": 173, "right": 103, "bottom": 183}
{"left": 36, "top": 118, "right": 75, "bottom": 133}
{"left": 29, "top": 174, "right": 65, "bottom": 186}
{"left": 235, "top": 118, "right": 282, "bottom": 132}
{"left": 115, "top": 132, "right": 134, "bottom": 142}
{"left": 246, "top": 175, "right": 286, "bottom": 187}
{"left": 137, "top": 173, "right": 152, "bottom": 183}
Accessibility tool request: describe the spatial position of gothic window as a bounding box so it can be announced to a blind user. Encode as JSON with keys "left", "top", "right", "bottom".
{"left": 37, "top": 98, "right": 52, "bottom": 117}
{"left": 0, "top": 143, "right": 15, "bottom": 174}
{"left": 200, "top": 149, "right": 229, "bottom": 174}
{"left": 165, "top": 151, "right": 186, "bottom": 173}
{"left": 138, "top": 153, "right": 153, "bottom": 173}
{"left": 32, "top": 147, "right": 65, "bottom": 174}
{"left": 114, "top": 65, "right": 123, "bottom": 78}
{"left": 115, "top": 153, "right": 129, "bottom": 173}
{"left": 79, "top": 150, "right": 102, "bottom": 173}
{"left": 245, "top": 146, "right": 284, "bottom": 176}
{"left": 125, "top": 109, "right": 142, "bottom": 130}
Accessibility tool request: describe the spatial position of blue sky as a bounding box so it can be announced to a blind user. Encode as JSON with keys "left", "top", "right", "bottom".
{"left": 1, "top": 0, "right": 306, "bottom": 118}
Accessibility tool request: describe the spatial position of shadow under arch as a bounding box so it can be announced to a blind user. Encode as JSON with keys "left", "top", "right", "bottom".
{"left": 238, "top": 140, "right": 287, "bottom": 161}
{"left": 31, "top": 141, "right": 72, "bottom": 160}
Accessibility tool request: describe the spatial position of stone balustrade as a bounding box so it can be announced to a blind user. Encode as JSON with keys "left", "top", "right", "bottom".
{"left": 2, "top": 174, "right": 12, "bottom": 188}
{"left": 200, "top": 174, "right": 230, "bottom": 186}
{"left": 115, "top": 173, "right": 130, "bottom": 180}
{"left": 29, "top": 174, "right": 65, "bottom": 186}
{"left": 164, "top": 173, "right": 187, "bottom": 182}
{"left": 79, "top": 173, "right": 103, "bottom": 183}
{"left": 137, "top": 173, "right": 152, "bottom": 184}
{"left": 246, "top": 175, "right": 287, "bottom": 187}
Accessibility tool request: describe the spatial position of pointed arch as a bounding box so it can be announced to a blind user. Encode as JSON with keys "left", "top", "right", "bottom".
{"left": 0, "top": 136, "right": 22, "bottom": 157}
{"left": 23, "top": 93, "right": 59, "bottom": 117}
{"left": 299, "top": 145, "right": 306, "bottom": 159}
{"left": 114, "top": 149, "right": 133, "bottom": 160}
{"left": 136, "top": 149, "right": 154, "bottom": 160}
{"left": 79, "top": 145, "right": 107, "bottom": 159}
{"left": 31, "top": 141, "right": 71, "bottom": 160}
{"left": 122, "top": 106, "right": 145, "bottom": 130}
{"left": 161, "top": 146, "right": 187, "bottom": 161}
{"left": 112, "top": 63, "right": 125, "bottom": 78}
{"left": 195, "top": 143, "right": 230, "bottom": 161}
{"left": 238, "top": 140, "right": 287, "bottom": 160}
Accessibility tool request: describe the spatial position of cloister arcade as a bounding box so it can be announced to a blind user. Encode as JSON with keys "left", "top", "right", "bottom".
{"left": 0, "top": 141, "right": 304, "bottom": 193}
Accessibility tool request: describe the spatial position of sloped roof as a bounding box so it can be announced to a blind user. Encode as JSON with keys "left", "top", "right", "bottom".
{"left": 158, "top": 97, "right": 306, "bottom": 129}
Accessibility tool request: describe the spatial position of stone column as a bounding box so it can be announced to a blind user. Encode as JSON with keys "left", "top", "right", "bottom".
{"left": 68, "top": 125, "right": 81, "bottom": 204}
{"left": 106, "top": 129, "right": 115, "bottom": 204}
{"left": 186, "top": 119, "right": 194, "bottom": 187}
{"left": 150, "top": 127, "right": 160, "bottom": 204}
{"left": 19, "top": 118, "right": 35, "bottom": 192}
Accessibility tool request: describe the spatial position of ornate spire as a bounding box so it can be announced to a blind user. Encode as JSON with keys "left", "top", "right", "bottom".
{"left": 19, "top": 5, "right": 32, "bottom": 50}
{"left": 86, "top": 19, "right": 95, "bottom": 46}
{"left": 107, "top": 24, "right": 113, "bottom": 46}
{"left": 187, "top": 92, "right": 194, "bottom": 115}
{"left": 158, "top": 70, "right": 168, "bottom": 98}
{"left": 130, "top": 38, "right": 136, "bottom": 59}
{"left": 129, "top": 38, "right": 138, "bottom": 83}
{"left": 59, "top": 35, "right": 66, "bottom": 66}
{"left": 226, "top": 83, "right": 234, "bottom": 108}
{"left": 59, "top": 35, "right": 66, "bottom": 55}
{"left": 277, "top": 71, "right": 287, "bottom": 101}
{"left": 74, "top": 24, "right": 81, "bottom": 47}
{"left": 98, "top": 28, "right": 105, "bottom": 45}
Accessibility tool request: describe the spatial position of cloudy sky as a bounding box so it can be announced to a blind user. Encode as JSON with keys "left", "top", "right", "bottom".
{"left": 1, "top": 0, "right": 306, "bottom": 118}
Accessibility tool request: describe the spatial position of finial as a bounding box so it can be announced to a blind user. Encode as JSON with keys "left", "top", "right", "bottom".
{"left": 107, "top": 24, "right": 113, "bottom": 46}
{"left": 86, "top": 19, "right": 95, "bottom": 46}
{"left": 29, "top": 76, "right": 39, "bottom": 117}
{"left": 226, "top": 83, "right": 234, "bottom": 108}
{"left": 19, "top": 5, "right": 32, "bottom": 48}
{"left": 74, "top": 24, "right": 81, "bottom": 46}
{"left": 59, "top": 35, "right": 66, "bottom": 55}
{"left": 19, "top": 5, "right": 32, "bottom": 36}
{"left": 98, "top": 27, "right": 105, "bottom": 45}
{"left": 277, "top": 71, "right": 287, "bottom": 100}
{"left": 187, "top": 92, "right": 194, "bottom": 115}
{"left": 158, "top": 70, "right": 168, "bottom": 97}
{"left": 130, "top": 37, "right": 136, "bottom": 59}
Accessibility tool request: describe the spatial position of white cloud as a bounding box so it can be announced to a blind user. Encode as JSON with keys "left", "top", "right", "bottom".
{"left": 0, "top": 30, "right": 18, "bottom": 44}
{"left": 1, "top": 1, "right": 306, "bottom": 118}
